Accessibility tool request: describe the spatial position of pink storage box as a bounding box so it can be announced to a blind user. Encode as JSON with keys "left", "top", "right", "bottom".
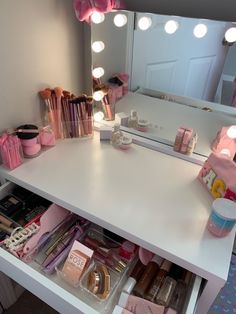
{"left": 198, "top": 152, "right": 236, "bottom": 199}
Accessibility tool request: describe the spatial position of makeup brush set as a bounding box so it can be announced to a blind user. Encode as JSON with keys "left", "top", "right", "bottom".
{"left": 39, "top": 87, "right": 94, "bottom": 139}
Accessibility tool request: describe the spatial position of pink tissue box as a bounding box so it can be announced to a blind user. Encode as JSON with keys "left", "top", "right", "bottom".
{"left": 198, "top": 152, "right": 236, "bottom": 199}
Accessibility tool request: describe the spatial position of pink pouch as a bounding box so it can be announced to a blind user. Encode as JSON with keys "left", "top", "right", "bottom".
{"left": 198, "top": 153, "right": 236, "bottom": 199}
{"left": 211, "top": 126, "right": 236, "bottom": 159}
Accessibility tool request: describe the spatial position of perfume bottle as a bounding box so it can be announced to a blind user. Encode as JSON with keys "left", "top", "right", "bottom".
{"left": 145, "top": 260, "right": 172, "bottom": 302}
{"left": 155, "top": 265, "right": 184, "bottom": 307}
{"left": 133, "top": 255, "right": 163, "bottom": 298}
{"left": 128, "top": 110, "right": 138, "bottom": 129}
{"left": 111, "top": 123, "right": 123, "bottom": 148}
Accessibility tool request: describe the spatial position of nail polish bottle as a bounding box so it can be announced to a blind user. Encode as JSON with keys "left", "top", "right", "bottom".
{"left": 128, "top": 110, "right": 138, "bottom": 129}
{"left": 122, "top": 259, "right": 145, "bottom": 294}
{"left": 111, "top": 123, "right": 123, "bottom": 148}
{"left": 155, "top": 265, "right": 184, "bottom": 307}
{"left": 145, "top": 260, "right": 172, "bottom": 302}
{"left": 169, "top": 271, "right": 192, "bottom": 312}
{"left": 133, "top": 255, "right": 163, "bottom": 298}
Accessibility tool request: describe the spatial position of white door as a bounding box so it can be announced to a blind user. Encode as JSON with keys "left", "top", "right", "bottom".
{"left": 131, "top": 14, "right": 230, "bottom": 101}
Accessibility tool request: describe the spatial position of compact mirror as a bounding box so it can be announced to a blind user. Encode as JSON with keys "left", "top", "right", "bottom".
{"left": 91, "top": 11, "right": 236, "bottom": 158}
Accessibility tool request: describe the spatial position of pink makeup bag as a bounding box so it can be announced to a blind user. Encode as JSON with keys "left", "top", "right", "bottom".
{"left": 198, "top": 153, "right": 236, "bottom": 200}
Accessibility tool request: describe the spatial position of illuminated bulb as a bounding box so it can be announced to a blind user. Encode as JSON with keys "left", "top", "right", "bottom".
{"left": 92, "top": 41, "right": 105, "bottom": 53}
{"left": 193, "top": 24, "right": 208, "bottom": 38}
{"left": 114, "top": 14, "right": 127, "bottom": 27}
{"left": 93, "top": 90, "right": 104, "bottom": 101}
{"left": 227, "top": 126, "right": 236, "bottom": 138}
{"left": 225, "top": 27, "right": 236, "bottom": 43}
{"left": 220, "top": 148, "right": 231, "bottom": 157}
{"left": 92, "top": 67, "right": 105, "bottom": 79}
{"left": 164, "top": 20, "right": 179, "bottom": 34}
{"left": 94, "top": 111, "right": 105, "bottom": 122}
{"left": 91, "top": 12, "right": 105, "bottom": 24}
{"left": 138, "top": 17, "right": 152, "bottom": 31}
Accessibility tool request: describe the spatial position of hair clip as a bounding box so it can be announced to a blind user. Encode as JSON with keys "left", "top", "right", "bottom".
{"left": 4, "top": 223, "right": 39, "bottom": 251}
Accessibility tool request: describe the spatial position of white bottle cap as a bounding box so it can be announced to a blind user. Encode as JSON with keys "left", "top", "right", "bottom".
{"left": 112, "top": 305, "right": 125, "bottom": 314}
{"left": 212, "top": 198, "right": 236, "bottom": 220}
{"left": 131, "top": 110, "right": 137, "bottom": 118}
{"left": 118, "top": 292, "right": 129, "bottom": 308}
{"left": 122, "top": 277, "right": 136, "bottom": 294}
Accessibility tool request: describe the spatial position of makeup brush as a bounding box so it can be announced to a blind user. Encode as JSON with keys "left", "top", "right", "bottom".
{"left": 54, "top": 87, "right": 63, "bottom": 138}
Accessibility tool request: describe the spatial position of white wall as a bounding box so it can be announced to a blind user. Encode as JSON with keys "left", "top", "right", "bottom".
{"left": 124, "top": 0, "right": 236, "bottom": 22}
{"left": 0, "top": 0, "right": 84, "bottom": 132}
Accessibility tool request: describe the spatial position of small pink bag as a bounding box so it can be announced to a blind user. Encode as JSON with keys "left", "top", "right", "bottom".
{"left": 198, "top": 153, "right": 236, "bottom": 199}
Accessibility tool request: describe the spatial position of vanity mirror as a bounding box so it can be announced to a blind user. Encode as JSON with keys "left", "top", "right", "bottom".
{"left": 91, "top": 11, "right": 236, "bottom": 158}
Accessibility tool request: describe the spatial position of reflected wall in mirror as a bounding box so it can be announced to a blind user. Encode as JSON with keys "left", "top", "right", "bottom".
{"left": 91, "top": 11, "right": 236, "bottom": 158}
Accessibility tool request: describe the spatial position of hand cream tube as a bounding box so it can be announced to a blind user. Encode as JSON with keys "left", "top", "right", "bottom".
{"left": 113, "top": 305, "right": 133, "bottom": 314}
{"left": 118, "top": 292, "right": 165, "bottom": 314}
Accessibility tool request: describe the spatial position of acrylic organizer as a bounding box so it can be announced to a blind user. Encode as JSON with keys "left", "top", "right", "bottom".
{"left": 102, "top": 100, "right": 115, "bottom": 121}
{"left": 39, "top": 88, "right": 93, "bottom": 139}
{"left": 0, "top": 133, "right": 23, "bottom": 170}
{"left": 61, "top": 119, "right": 93, "bottom": 139}
{"left": 56, "top": 226, "right": 137, "bottom": 309}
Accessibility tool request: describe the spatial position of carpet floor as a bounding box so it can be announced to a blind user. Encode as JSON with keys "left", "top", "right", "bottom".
{"left": 208, "top": 254, "right": 236, "bottom": 314}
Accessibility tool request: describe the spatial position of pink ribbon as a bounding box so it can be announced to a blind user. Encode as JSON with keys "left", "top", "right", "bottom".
{"left": 74, "top": 0, "right": 124, "bottom": 23}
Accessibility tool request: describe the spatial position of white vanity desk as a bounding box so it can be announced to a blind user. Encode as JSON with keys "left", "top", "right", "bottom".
{"left": 0, "top": 133, "right": 235, "bottom": 314}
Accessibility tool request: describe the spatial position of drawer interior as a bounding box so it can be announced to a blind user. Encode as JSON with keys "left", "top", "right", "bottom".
{"left": 0, "top": 182, "right": 203, "bottom": 314}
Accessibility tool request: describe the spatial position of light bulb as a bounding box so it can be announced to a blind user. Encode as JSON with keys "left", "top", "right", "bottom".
{"left": 220, "top": 148, "right": 231, "bottom": 157}
{"left": 164, "top": 20, "right": 179, "bottom": 34}
{"left": 93, "top": 90, "right": 104, "bottom": 101}
{"left": 92, "top": 41, "right": 105, "bottom": 53}
{"left": 92, "top": 67, "right": 105, "bottom": 79}
{"left": 225, "top": 27, "right": 236, "bottom": 43}
{"left": 114, "top": 14, "right": 127, "bottom": 27}
{"left": 138, "top": 17, "right": 152, "bottom": 31}
{"left": 94, "top": 111, "right": 105, "bottom": 122}
{"left": 91, "top": 12, "right": 105, "bottom": 24}
{"left": 227, "top": 126, "right": 236, "bottom": 138}
{"left": 193, "top": 24, "right": 208, "bottom": 38}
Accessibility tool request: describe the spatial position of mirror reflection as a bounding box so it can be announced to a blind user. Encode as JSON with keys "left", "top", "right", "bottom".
{"left": 91, "top": 11, "right": 236, "bottom": 157}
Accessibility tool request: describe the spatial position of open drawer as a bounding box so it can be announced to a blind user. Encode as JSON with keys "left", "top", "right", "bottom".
{"left": 0, "top": 182, "right": 203, "bottom": 314}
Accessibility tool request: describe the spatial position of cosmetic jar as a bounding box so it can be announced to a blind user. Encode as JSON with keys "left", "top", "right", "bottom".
{"left": 119, "top": 136, "right": 132, "bottom": 150}
{"left": 207, "top": 198, "right": 236, "bottom": 237}
{"left": 16, "top": 124, "right": 41, "bottom": 158}
{"left": 137, "top": 119, "right": 149, "bottom": 132}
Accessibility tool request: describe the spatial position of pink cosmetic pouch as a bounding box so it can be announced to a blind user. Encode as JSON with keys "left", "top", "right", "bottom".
{"left": 198, "top": 153, "right": 236, "bottom": 199}
{"left": 211, "top": 126, "right": 236, "bottom": 159}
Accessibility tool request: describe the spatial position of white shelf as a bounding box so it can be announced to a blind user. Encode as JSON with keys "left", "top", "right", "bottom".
{"left": 0, "top": 133, "right": 234, "bottom": 286}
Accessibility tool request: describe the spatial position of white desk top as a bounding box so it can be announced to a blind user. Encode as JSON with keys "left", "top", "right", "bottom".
{"left": 0, "top": 134, "right": 234, "bottom": 283}
{"left": 116, "top": 92, "right": 236, "bottom": 157}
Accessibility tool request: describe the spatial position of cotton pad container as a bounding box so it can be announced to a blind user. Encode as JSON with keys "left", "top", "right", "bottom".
{"left": 207, "top": 198, "right": 236, "bottom": 237}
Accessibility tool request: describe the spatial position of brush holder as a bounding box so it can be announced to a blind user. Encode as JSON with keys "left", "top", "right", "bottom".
{"left": 61, "top": 119, "right": 94, "bottom": 139}
{"left": 102, "top": 101, "right": 115, "bottom": 121}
